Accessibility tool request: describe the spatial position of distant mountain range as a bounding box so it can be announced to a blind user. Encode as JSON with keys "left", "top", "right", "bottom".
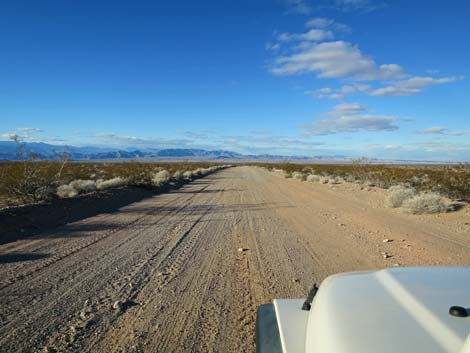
{"left": 0, "top": 141, "right": 322, "bottom": 161}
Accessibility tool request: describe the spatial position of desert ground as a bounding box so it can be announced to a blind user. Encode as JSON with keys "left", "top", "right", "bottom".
{"left": 0, "top": 166, "right": 469, "bottom": 353}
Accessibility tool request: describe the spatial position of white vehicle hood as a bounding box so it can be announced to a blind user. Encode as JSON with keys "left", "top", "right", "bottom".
{"left": 306, "top": 267, "right": 470, "bottom": 353}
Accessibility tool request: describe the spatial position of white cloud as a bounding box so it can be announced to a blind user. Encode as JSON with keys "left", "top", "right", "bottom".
{"left": 370, "top": 76, "right": 462, "bottom": 96}
{"left": 271, "top": 41, "right": 408, "bottom": 81}
{"left": 325, "top": 102, "right": 365, "bottom": 116}
{"left": 278, "top": 29, "right": 334, "bottom": 42}
{"left": 306, "top": 17, "right": 333, "bottom": 28}
{"left": 305, "top": 76, "right": 460, "bottom": 99}
{"left": 268, "top": 19, "right": 462, "bottom": 101}
{"left": 265, "top": 42, "right": 281, "bottom": 52}
{"left": 300, "top": 102, "right": 412, "bottom": 136}
{"left": 306, "top": 17, "right": 351, "bottom": 34}
{"left": 415, "top": 127, "right": 470, "bottom": 136}
{"left": 0, "top": 133, "right": 19, "bottom": 141}
{"left": 250, "top": 129, "right": 272, "bottom": 135}
{"left": 305, "top": 83, "right": 371, "bottom": 99}
{"left": 17, "top": 127, "right": 43, "bottom": 133}
{"left": 301, "top": 114, "right": 410, "bottom": 136}
{"left": 333, "top": 0, "right": 385, "bottom": 12}
{"left": 415, "top": 127, "right": 448, "bottom": 135}
{"left": 175, "top": 130, "right": 209, "bottom": 139}
{"left": 285, "top": 0, "right": 313, "bottom": 14}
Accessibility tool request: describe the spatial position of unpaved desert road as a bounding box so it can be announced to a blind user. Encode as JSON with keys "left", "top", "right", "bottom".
{"left": 1, "top": 166, "right": 469, "bottom": 353}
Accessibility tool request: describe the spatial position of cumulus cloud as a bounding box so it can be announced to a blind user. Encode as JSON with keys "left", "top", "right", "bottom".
{"left": 415, "top": 127, "right": 448, "bottom": 135}
{"left": 278, "top": 29, "right": 334, "bottom": 42}
{"left": 302, "top": 114, "right": 410, "bottom": 136}
{"left": 370, "top": 76, "right": 463, "bottom": 96}
{"left": 95, "top": 132, "right": 198, "bottom": 149}
{"left": 306, "top": 17, "right": 351, "bottom": 34}
{"left": 415, "top": 127, "right": 470, "bottom": 136}
{"left": 271, "top": 41, "right": 407, "bottom": 81}
{"left": 250, "top": 129, "right": 272, "bottom": 135}
{"left": 175, "top": 130, "right": 210, "bottom": 139}
{"left": 17, "top": 127, "right": 43, "bottom": 133}
{"left": 333, "top": 0, "right": 385, "bottom": 12}
{"left": 285, "top": 0, "right": 313, "bottom": 14}
{"left": 300, "top": 102, "right": 412, "bottom": 136}
{"left": 305, "top": 76, "right": 460, "bottom": 99}
{"left": 325, "top": 102, "right": 365, "bottom": 116}
{"left": 305, "top": 83, "right": 370, "bottom": 99}
{"left": 0, "top": 133, "right": 19, "bottom": 141}
{"left": 267, "top": 18, "right": 462, "bottom": 100}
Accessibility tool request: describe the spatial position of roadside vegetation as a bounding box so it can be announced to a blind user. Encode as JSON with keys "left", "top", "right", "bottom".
{"left": 0, "top": 158, "right": 230, "bottom": 208}
{"left": 258, "top": 161, "right": 469, "bottom": 214}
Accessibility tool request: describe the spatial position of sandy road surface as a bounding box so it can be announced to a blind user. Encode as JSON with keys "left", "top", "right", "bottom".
{"left": 1, "top": 166, "right": 469, "bottom": 353}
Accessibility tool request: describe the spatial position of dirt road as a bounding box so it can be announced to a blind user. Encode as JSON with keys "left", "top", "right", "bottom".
{"left": 1, "top": 166, "right": 469, "bottom": 353}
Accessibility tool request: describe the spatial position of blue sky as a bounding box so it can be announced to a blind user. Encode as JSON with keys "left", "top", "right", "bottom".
{"left": 1, "top": 0, "right": 469, "bottom": 160}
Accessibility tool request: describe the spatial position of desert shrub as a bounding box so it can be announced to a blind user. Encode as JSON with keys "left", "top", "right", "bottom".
{"left": 96, "top": 177, "right": 126, "bottom": 190}
{"left": 0, "top": 160, "right": 230, "bottom": 207}
{"left": 401, "top": 192, "right": 448, "bottom": 214}
{"left": 307, "top": 174, "right": 321, "bottom": 182}
{"left": 56, "top": 179, "right": 96, "bottom": 198}
{"left": 152, "top": 170, "right": 171, "bottom": 187}
{"left": 172, "top": 171, "right": 183, "bottom": 181}
{"left": 193, "top": 168, "right": 204, "bottom": 177}
{"left": 70, "top": 179, "right": 96, "bottom": 193}
{"left": 292, "top": 172, "right": 306, "bottom": 181}
{"left": 183, "top": 171, "right": 193, "bottom": 180}
{"left": 56, "top": 184, "right": 78, "bottom": 198}
{"left": 0, "top": 138, "right": 56, "bottom": 204}
{"left": 329, "top": 176, "right": 344, "bottom": 184}
{"left": 385, "top": 185, "right": 416, "bottom": 208}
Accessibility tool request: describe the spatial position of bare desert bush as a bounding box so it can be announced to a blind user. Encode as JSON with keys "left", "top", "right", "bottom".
{"left": 56, "top": 184, "right": 78, "bottom": 198}
{"left": 172, "top": 171, "right": 183, "bottom": 181}
{"left": 292, "top": 172, "right": 306, "bottom": 181}
{"left": 401, "top": 192, "right": 448, "bottom": 214}
{"left": 152, "top": 170, "right": 171, "bottom": 187}
{"left": 385, "top": 185, "right": 417, "bottom": 208}
{"left": 56, "top": 179, "right": 96, "bottom": 198}
{"left": 96, "top": 177, "right": 127, "bottom": 190}
{"left": 0, "top": 137, "right": 57, "bottom": 204}
{"left": 258, "top": 162, "right": 469, "bottom": 202}
{"left": 0, "top": 160, "right": 230, "bottom": 207}
{"left": 306, "top": 174, "right": 321, "bottom": 183}
{"left": 183, "top": 171, "right": 194, "bottom": 180}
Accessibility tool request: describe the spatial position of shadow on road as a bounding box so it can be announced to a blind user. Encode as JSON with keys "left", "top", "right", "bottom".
{"left": 0, "top": 253, "right": 50, "bottom": 264}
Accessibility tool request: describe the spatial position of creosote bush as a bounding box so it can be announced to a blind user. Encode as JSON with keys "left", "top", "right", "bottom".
{"left": 96, "top": 177, "right": 126, "bottom": 190}
{"left": 401, "top": 192, "right": 448, "bottom": 214}
{"left": 385, "top": 185, "right": 417, "bottom": 208}
{"left": 1, "top": 160, "right": 230, "bottom": 206}
{"left": 256, "top": 162, "right": 469, "bottom": 203}
{"left": 152, "top": 170, "right": 171, "bottom": 187}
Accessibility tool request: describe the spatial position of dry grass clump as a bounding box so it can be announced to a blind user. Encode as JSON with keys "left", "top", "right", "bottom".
{"left": 385, "top": 186, "right": 448, "bottom": 214}
{"left": 385, "top": 185, "right": 417, "bottom": 208}
{"left": 260, "top": 162, "right": 469, "bottom": 203}
{"left": 96, "top": 177, "right": 127, "bottom": 190}
{"left": 172, "top": 171, "right": 183, "bottom": 181}
{"left": 183, "top": 171, "right": 194, "bottom": 180}
{"left": 56, "top": 184, "right": 78, "bottom": 198}
{"left": 0, "top": 156, "right": 230, "bottom": 206}
{"left": 152, "top": 170, "right": 171, "bottom": 187}
{"left": 306, "top": 174, "right": 321, "bottom": 183}
{"left": 56, "top": 180, "right": 96, "bottom": 198}
{"left": 401, "top": 192, "right": 448, "bottom": 214}
{"left": 292, "top": 172, "right": 306, "bottom": 181}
